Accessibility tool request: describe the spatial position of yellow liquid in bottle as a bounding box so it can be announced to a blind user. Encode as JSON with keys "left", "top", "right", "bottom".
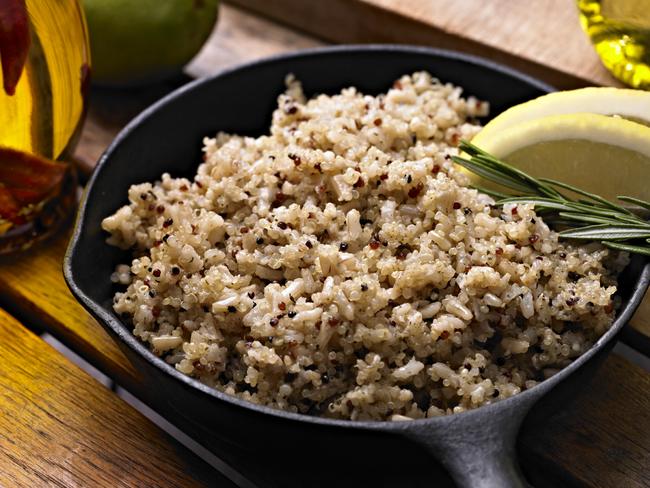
{"left": 0, "top": 0, "right": 89, "bottom": 252}
{"left": 0, "top": 0, "right": 90, "bottom": 160}
{"left": 578, "top": 0, "right": 650, "bottom": 89}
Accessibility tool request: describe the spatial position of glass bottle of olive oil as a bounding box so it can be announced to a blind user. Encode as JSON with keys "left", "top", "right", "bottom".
{"left": 0, "top": 0, "right": 89, "bottom": 253}
{"left": 578, "top": 0, "right": 650, "bottom": 89}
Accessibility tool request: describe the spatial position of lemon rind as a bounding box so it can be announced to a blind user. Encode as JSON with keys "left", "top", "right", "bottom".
{"left": 473, "top": 87, "right": 650, "bottom": 147}
{"left": 474, "top": 112, "right": 650, "bottom": 158}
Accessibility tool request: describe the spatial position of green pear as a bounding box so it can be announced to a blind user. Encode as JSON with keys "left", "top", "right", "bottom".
{"left": 83, "top": 0, "right": 219, "bottom": 85}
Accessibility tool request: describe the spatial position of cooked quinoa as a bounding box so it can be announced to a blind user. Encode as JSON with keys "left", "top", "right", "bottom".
{"left": 103, "top": 72, "right": 626, "bottom": 421}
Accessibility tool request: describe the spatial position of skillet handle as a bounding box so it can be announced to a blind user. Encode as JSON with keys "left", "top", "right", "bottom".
{"left": 434, "top": 432, "right": 527, "bottom": 488}
{"left": 401, "top": 399, "right": 534, "bottom": 488}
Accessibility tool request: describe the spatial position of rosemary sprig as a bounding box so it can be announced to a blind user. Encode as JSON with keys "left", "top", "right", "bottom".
{"left": 453, "top": 140, "right": 650, "bottom": 257}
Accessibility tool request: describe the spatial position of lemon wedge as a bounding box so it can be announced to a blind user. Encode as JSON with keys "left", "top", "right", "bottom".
{"left": 468, "top": 113, "right": 650, "bottom": 202}
{"left": 473, "top": 87, "right": 650, "bottom": 144}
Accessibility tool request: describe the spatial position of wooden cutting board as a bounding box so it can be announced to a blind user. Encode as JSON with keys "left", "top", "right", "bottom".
{"left": 226, "top": 0, "right": 622, "bottom": 89}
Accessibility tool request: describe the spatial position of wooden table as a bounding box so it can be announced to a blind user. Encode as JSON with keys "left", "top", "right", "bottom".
{"left": 2, "top": 2, "right": 650, "bottom": 487}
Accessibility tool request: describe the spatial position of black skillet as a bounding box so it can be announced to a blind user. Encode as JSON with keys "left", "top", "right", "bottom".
{"left": 64, "top": 45, "right": 650, "bottom": 488}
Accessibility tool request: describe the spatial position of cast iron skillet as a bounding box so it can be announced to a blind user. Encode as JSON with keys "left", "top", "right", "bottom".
{"left": 64, "top": 45, "right": 650, "bottom": 488}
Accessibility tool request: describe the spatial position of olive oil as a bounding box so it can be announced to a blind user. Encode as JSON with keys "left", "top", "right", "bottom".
{"left": 0, "top": 0, "right": 89, "bottom": 252}
{"left": 578, "top": 0, "right": 650, "bottom": 89}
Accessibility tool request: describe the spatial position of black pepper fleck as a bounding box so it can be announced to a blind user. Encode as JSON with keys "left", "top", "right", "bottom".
{"left": 395, "top": 244, "right": 411, "bottom": 260}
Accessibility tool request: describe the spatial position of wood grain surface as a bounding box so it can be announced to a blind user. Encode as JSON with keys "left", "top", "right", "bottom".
{"left": 522, "top": 354, "right": 650, "bottom": 488}
{"left": 227, "top": 0, "right": 621, "bottom": 89}
{"left": 0, "top": 308, "right": 231, "bottom": 487}
{"left": 0, "top": 229, "right": 144, "bottom": 392}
